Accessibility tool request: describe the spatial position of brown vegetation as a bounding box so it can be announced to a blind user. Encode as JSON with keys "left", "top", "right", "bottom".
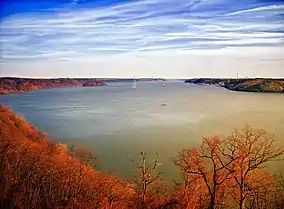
{"left": 184, "top": 78, "right": 284, "bottom": 93}
{"left": 0, "top": 105, "right": 284, "bottom": 208}
{"left": 0, "top": 78, "right": 106, "bottom": 95}
{"left": 82, "top": 79, "right": 106, "bottom": 87}
{"left": 175, "top": 126, "right": 284, "bottom": 209}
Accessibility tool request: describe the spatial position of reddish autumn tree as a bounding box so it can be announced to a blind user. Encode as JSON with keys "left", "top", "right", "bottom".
{"left": 176, "top": 136, "right": 234, "bottom": 209}
{"left": 244, "top": 170, "right": 277, "bottom": 209}
{"left": 274, "top": 171, "right": 284, "bottom": 208}
{"left": 221, "top": 126, "right": 284, "bottom": 209}
{"left": 70, "top": 144, "right": 97, "bottom": 168}
{"left": 0, "top": 105, "right": 133, "bottom": 209}
{"left": 175, "top": 126, "right": 284, "bottom": 209}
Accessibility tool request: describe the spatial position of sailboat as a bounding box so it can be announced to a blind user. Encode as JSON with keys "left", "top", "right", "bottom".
{"left": 132, "top": 76, "right": 137, "bottom": 89}
{"left": 162, "top": 80, "right": 167, "bottom": 87}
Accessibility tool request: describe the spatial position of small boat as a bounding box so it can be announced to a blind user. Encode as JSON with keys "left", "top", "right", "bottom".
{"left": 132, "top": 76, "right": 137, "bottom": 89}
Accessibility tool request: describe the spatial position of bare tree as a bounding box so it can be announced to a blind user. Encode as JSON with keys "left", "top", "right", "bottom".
{"left": 176, "top": 126, "right": 284, "bottom": 209}
{"left": 133, "top": 152, "right": 162, "bottom": 209}
{"left": 176, "top": 136, "right": 234, "bottom": 209}
{"left": 221, "top": 126, "right": 284, "bottom": 209}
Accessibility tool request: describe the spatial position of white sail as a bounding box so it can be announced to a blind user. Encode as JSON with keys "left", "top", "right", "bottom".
{"left": 132, "top": 77, "right": 137, "bottom": 89}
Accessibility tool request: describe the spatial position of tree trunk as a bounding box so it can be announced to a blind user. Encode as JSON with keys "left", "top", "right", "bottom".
{"left": 239, "top": 198, "right": 246, "bottom": 209}
{"left": 208, "top": 193, "right": 215, "bottom": 209}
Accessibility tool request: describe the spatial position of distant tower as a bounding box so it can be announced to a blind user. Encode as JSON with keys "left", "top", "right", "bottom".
{"left": 237, "top": 72, "right": 239, "bottom": 79}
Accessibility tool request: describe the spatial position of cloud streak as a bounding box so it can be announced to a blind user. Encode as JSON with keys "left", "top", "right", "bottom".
{"left": 0, "top": 0, "right": 283, "bottom": 77}
{"left": 225, "top": 4, "right": 284, "bottom": 16}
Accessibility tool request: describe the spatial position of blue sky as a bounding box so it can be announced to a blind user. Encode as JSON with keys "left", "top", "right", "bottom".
{"left": 0, "top": 0, "right": 283, "bottom": 78}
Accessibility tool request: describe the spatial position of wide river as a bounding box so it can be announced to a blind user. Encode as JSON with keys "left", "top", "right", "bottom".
{"left": 1, "top": 81, "right": 284, "bottom": 181}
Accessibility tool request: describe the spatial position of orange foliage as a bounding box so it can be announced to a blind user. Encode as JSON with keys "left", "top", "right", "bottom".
{"left": 0, "top": 78, "right": 106, "bottom": 95}
{"left": 176, "top": 126, "right": 284, "bottom": 209}
{"left": 0, "top": 105, "right": 185, "bottom": 209}
{"left": 0, "top": 105, "right": 133, "bottom": 208}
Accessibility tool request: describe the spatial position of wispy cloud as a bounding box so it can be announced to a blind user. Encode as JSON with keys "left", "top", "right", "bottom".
{"left": 0, "top": 0, "right": 283, "bottom": 77}
{"left": 225, "top": 4, "right": 284, "bottom": 16}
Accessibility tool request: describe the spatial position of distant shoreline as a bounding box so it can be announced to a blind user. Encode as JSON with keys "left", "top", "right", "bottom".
{"left": 0, "top": 77, "right": 166, "bottom": 95}
{"left": 1, "top": 77, "right": 283, "bottom": 95}
{"left": 185, "top": 78, "right": 284, "bottom": 93}
{"left": 0, "top": 77, "right": 107, "bottom": 95}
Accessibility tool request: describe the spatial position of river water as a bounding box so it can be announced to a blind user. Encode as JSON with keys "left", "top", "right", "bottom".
{"left": 1, "top": 81, "right": 284, "bottom": 181}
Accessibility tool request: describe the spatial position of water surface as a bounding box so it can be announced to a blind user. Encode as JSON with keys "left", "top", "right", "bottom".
{"left": 1, "top": 81, "right": 284, "bottom": 181}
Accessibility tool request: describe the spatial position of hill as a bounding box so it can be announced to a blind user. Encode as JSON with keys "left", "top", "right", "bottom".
{"left": 185, "top": 78, "right": 284, "bottom": 93}
{"left": 0, "top": 77, "right": 168, "bottom": 95}
{"left": 0, "top": 105, "right": 129, "bottom": 208}
{"left": 82, "top": 79, "right": 107, "bottom": 87}
{"left": 0, "top": 77, "right": 106, "bottom": 95}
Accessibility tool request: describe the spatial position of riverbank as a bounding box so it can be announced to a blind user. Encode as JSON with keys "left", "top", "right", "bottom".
{"left": 0, "top": 77, "right": 107, "bottom": 95}
{"left": 0, "top": 77, "right": 168, "bottom": 95}
{"left": 2, "top": 77, "right": 283, "bottom": 95}
{"left": 185, "top": 78, "right": 284, "bottom": 93}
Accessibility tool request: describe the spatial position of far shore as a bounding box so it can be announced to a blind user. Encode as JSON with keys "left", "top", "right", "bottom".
{"left": 1, "top": 77, "right": 283, "bottom": 95}
{"left": 185, "top": 78, "right": 284, "bottom": 93}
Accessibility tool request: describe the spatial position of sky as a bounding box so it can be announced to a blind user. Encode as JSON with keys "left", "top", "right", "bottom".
{"left": 0, "top": 0, "right": 284, "bottom": 78}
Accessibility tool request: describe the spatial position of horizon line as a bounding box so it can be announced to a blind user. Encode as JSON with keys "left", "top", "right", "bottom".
{"left": 1, "top": 76, "right": 284, "bottom": 80}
